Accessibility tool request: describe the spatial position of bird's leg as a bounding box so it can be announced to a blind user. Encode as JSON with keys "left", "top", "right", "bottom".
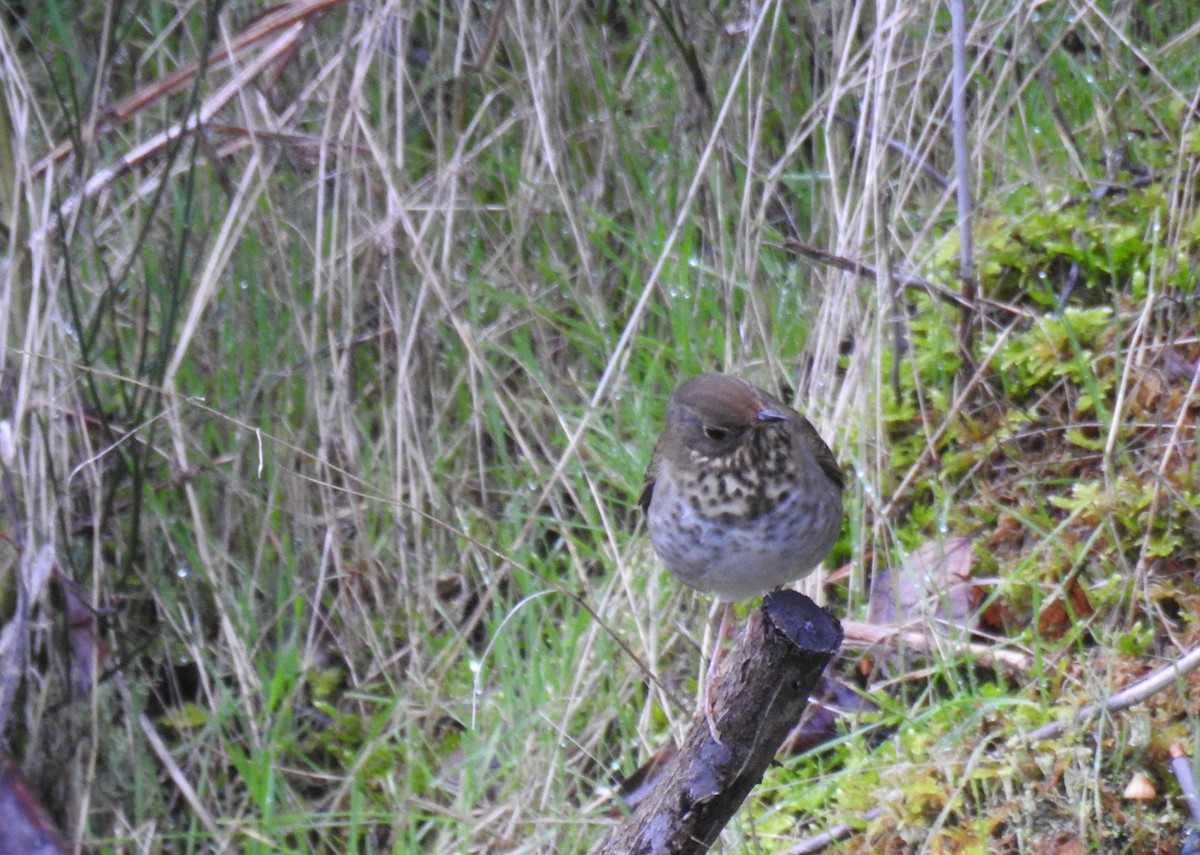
{"left": 700, "top": 601, "right": 735, "bottom": 742}
{"left": 694, "top": 601, "right": 720, "bottom": 714}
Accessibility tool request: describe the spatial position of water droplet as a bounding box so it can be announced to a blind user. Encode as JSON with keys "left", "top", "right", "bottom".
{"left": 176, "top": 566, "right": 189, "bottom": 578}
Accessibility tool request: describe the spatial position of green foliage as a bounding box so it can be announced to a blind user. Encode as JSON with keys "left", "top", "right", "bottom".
{"left": 5, "top": 0, "right": 1200, "bottom": 852}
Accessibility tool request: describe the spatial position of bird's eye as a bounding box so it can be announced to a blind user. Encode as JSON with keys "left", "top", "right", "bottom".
{"left": 703, "top": 425, "right": 729, "bottom": 442}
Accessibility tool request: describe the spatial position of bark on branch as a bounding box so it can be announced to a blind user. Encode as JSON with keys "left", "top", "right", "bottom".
{"left": 600, "top": 590, "right": 842, "bottom": 855}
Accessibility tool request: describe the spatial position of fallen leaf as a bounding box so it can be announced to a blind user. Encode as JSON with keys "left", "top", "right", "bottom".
{"left": 53, "top": 569, "right": 110, "bottom": 698}
{"left": 0, "top": 750, "right": 69, "bottom": 855}
{"left": 868, "top": 536, "right": 976, "bottom": 630}
{"left": 1036, "top": 576, "right": 1094, "bottom": 640}
{"left": 779, "top": 674, "right": 877, "bottom": 755}
{"left": 1032, "top": 832, "right": 1087, "bottom": 855}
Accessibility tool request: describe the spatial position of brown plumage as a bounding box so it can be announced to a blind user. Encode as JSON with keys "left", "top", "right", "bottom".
{"left": 640, "top": 373, "right": 843, "bottom": 602}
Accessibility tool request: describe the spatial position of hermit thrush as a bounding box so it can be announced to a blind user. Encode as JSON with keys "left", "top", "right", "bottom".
{"left": 640, "top": 373, "right": 844, "bottom": 734}
{"left": 640, "top": 372, "right": 844, "bottom": 603}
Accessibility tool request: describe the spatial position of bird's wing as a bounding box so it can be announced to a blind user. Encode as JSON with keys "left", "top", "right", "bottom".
{"left": 815, "top": 441, "right": 845, "bottom": 490}
{"left": 797, "top": 417, "right": 845, "bottom": 490}
{"left": 638, "top": 446, "right": 660, "bottom": 514}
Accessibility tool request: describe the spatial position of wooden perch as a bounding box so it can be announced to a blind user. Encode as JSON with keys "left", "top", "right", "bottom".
{"left": 600, "top": 590, "right": 842, "bottom": 855}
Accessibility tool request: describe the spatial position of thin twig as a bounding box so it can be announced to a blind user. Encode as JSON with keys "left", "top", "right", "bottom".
{"left": 35, "top": 23, "right": 305, "bottom": 240}
{"left": 30, "top": 0, "right": 346, "bottom": 176}
{"left": 463, "top": 0, "right": 510, "bottom": 73}
{"left": 646, "top": 0, "right": 713, "bottom": 115}
{"left": 841, "top": 620, "right": 1030, "bottom": 678}
{"left": 832, "top": 113, "right": 949, "bottom": 188}
{"left": 780, "top": 809, "right": 881, "bottom": 855}
{"left": 1170, "top": 744, "right": 1200, "bottom": 824}
{"left": 1019, "top": 642, "right": 1200, "bottom": 745}
{"left": 138, "top": 713, "right": 223, "bottom": 840}
{"left": 779, "top": 238, "right": 972, "bottom": 310}
{"left": 778, "top": 238, "right": 1032, "bottom": 324}
{"left": 949, "top": 0, "right": 976, "bottom": 348}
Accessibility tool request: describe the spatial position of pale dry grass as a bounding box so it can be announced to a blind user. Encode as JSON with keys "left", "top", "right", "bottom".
{"left": 0, "top": 0, "right": 1197, "bottom": 852}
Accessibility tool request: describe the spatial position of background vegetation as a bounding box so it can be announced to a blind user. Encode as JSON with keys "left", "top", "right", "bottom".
{"left": 1, "top": 0, "right": 1198, "bottom": 851}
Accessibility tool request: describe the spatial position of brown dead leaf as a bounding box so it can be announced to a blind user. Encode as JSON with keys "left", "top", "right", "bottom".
{"left": 978, "top": 596, "right": 1022, "bottom": 636}
{"left": 1031, "top": 833, "right": 1087, "bottom": 855}
{"left": 1131, "top": 367, "right": 1166, "bottom": 412}
{"left": 0, "top": 750, "right": 69, "bottom": 855}
{"left": 868, "top": 536, "right": 976, "bottom": 630}
{"left": 1036, "top": 577, "right": 1094, "bottom": 640}
{"left": 848, "top": 537, "right": 1036, "bottom": 679}
{"left": 53, "top": 569, "right": 110, "bottom": 698}
{"left": 779, "top": 674, "right": 877, "bottom": 755}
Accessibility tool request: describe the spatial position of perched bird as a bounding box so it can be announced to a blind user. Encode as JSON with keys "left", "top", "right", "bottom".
{"left": 639, "top": 373, "right": 844, "bottom": 730}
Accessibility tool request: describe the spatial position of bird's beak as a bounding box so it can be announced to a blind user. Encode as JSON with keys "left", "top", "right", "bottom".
{"left": 753, "top": 405, "right": 788, "bottom": 425}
